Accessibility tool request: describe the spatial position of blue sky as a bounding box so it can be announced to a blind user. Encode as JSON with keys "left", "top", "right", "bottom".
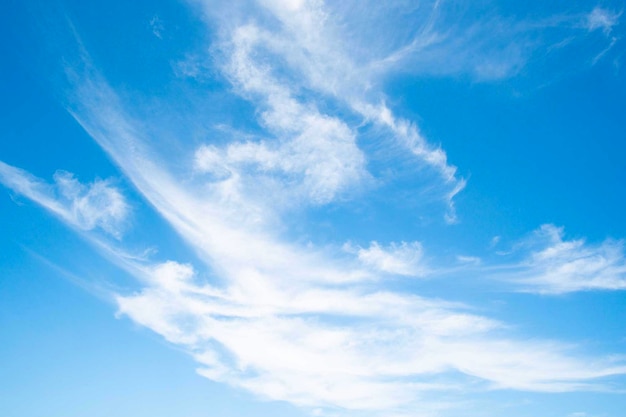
{"left": 2, "top": 1, "right": 626, "bottom": 416}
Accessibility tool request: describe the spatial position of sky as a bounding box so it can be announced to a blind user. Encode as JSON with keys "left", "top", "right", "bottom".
{"left": 1, "top": 1, "right": 626, "bottom": 416}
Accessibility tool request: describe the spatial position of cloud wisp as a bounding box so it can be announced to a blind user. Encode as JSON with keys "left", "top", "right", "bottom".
{"left": 585, "top": 7, "right": 621, "bottom": 34}
{"left": 0, "top": 161, "right": 128, "bottom": 238}
{"left": 494, "top": 224, "right": 626, "bottom": 294}
{"left": 345, "top": 240, "right": 428, "bottom": 277}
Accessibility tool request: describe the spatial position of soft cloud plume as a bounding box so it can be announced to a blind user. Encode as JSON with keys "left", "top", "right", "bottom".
{"left": 496, "top": 224, "right": 626, "bottom": 294}
{"left": 0, "top": 161, "right": 128, "bottom": 237}
{"left": 115, "top": 258, "right": 626, "bottom": 415}
{"left": 193, "top": 0, "right": 466, "bottom": 217}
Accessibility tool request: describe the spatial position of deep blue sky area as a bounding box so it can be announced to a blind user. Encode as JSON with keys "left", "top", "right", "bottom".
{"left": 386, "top": 70, "right": 626, "bottom": 241}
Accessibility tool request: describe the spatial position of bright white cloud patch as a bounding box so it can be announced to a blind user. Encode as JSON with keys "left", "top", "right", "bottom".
{"left": 348, "top": 241, "right": 427, "bottom": 277}
{"left": 115, "top": 258, "right": 626, "bottom": 414}
{"left": 193, "top": 108, "right": 366, "bottom": 206}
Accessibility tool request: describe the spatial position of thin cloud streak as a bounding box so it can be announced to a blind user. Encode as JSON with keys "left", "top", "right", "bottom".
{"left": 339, "top": 1, "right": 622, "bottom": 79}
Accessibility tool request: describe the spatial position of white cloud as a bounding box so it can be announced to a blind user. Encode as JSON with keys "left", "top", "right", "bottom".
{"left": 199, "top": 0, "right": 466, "bottom": 217}
{"left": 496, "top": 224, "right": 626, "bottom": 294}
{"left": 115, "top": 257, "right": 626, "bottom": 415}
{"left": 586, "top": 8, "right": 620, "bottom": 34}
{"left": 347, "top": 241, "right": 428, "bottom": 277}
{"left": 0, "top": 161, "right": 128, "bottom": 238}
{"left": 193, "top": 111, "right": 367, "bottom": 206}
{"left": 197, "top": 22, "right": 370, "bottom": 207}
{"left": 184, "top": 0, "right": 620, "bottom": 224}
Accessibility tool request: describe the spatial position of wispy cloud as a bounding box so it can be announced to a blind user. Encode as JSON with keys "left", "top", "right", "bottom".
{"left": 0, "top": 161, "right": 128, "bottom": 238}
{"left": 354, "top": 2, "right": 622, "bottom": 79}
{"left": 190, "top": 0, "right": 466, "bottom": 219}
{"left": 495, "top": 224, "right": 626, "bottom": 294}
{"left": 345, "top": 240, "right": 428, "bottom": 277}
{"left": 585, "top": 7, "right": 621, "bottom": 34}
{"left": 115, "top": 255, "right": 626, "bottom": 414}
